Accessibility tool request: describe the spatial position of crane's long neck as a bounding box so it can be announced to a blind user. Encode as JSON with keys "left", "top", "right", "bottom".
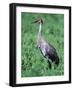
{"left": 37, "top": 22, "right": 43, "bottom": 47}
{"left": 37, "top": 23, "right": 42, "bottom": 45}
{"left": 38, "top": 23, "right": 42, "bottom": 36}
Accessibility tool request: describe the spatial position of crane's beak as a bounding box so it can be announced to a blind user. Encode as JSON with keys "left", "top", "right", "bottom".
{"left": 32, "top": 20, "right": 39, "bottom": 23}
{"left": 32, "top": 19, "right": 43, "bottom": 24}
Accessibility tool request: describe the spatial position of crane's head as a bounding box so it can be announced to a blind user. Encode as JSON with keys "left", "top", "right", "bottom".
{"left": 33, "top": 18, "right": 43, "bottom": 24}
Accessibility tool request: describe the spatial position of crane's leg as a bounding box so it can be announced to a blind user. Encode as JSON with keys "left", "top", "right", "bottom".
{"left": 47, "top": 59, "right": 52, "bottom": 69}
{"left": 47, "top": 59, "right": 55, "bottom": 69}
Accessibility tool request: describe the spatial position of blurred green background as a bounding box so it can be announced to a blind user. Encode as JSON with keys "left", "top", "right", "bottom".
{"left": 21, "top": 12, "right": 64, "bottom": 77}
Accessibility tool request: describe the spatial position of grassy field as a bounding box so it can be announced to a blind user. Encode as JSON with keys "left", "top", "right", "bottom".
{"left": 21, "top": 12, "right": 64, "bottom": 77}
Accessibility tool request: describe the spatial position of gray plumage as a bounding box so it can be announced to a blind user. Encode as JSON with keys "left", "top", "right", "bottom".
{"left": 34, "top": 18, "right": 59, "bottom": 68}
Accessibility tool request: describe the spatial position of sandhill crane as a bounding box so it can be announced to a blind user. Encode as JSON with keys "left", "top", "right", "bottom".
{"left": 33, "top": 18, "right": 59, "bottom": 69}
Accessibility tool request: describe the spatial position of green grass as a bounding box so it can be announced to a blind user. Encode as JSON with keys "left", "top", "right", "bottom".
{"left": 21, "top": 12, "right": 64, "bottom": 77}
